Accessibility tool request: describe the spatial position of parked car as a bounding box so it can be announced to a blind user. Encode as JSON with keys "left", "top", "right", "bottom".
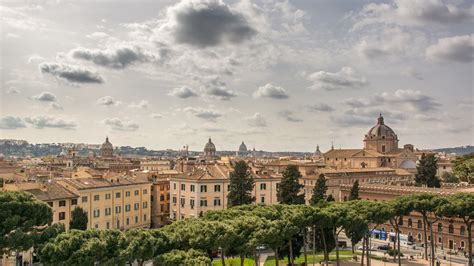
{"left": 377, "top": 244, "right": 390, "bottom": 251}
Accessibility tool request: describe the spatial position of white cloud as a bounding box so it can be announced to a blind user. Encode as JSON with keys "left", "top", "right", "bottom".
{"left": 278, "top": 110, "right": 302, "bottom": 122}
{"left": 183, "top": 107, "right": 223, "bottom": 122}
{"left": 128, "top": 100, "right": 149, "bottom": 109}
{"left": 0, "top": 116, "right": 26, "bottom": 129}
{"left": 307, "top": 67, "right": 368, "bottom": 91}
{"left": 307, "top": 103, "right": 334, "bottom": 112}
{"left": 102, "top": 118, "right": 139, "bottom": 131}
{"left": 97, "top": 96, "right": 120, "bottom": 106}
{"left": 32, "top": 91, "right": 56, "bottom": 102}
{"left": 50, "top": 102, "right": 63, "bottom": 110}
{"left": 5, "top": 87, "right": 20, "bottom": 94}
{"left": 246, "top": 113, "right": 267, "bottom": 127}
{"left": 24, "top": 115, "right": 77, "bottom": 129}
{"left": 151, "top": 113, "right": 163, "bottom": 119}
{"left": 253, "top": 83, "right": 289, "bottom": 99}
{"left": 168, "top": 86, "right": 198, "bottom": 98}
{"left": 426, "top": 34, "right": 474, "bottom": 63}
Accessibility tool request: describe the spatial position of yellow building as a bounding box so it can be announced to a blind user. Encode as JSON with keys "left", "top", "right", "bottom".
{"left": 57, "top": 177, "right": 152, "bottom": 230}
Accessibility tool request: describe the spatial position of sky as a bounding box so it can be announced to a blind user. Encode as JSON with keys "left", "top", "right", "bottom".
{"left": 0, "top": 0, "right": 473, "bottom": 152}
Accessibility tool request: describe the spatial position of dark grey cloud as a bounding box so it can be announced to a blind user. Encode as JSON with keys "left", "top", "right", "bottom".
{"left": 24, "top": 115, "right": 77, "bottom": 129}
{"left": 168, "top": 0, "right": 257, "bottom": 47}
{"left": 307, "top": 67, "right": 368, "bottom": 91}
{"left": 39, "top": 62, "right": 104, "bottom": 84}
{"left": 102, "top": 118, "right": 139, "bottom": 131}
{"left": 278, "top": 110, "right": 302, "bottom": 122}
{"left": 375, "top": 90, "right": 441, "bottom": 112}
{"left": 70, "top": 46, "right": 154, "bottom": 69}
{"left": 0, "top": 116, "right": 26, "bottom": 129}
{"left": 253, "top": 83, "right": 289, "bottom": 99}
{"left": 183, "top": 107, "right": 223, "bottom": 122}
{"left": 33, "top": 91, "right": 56, "bottom": 102}
{"left": 246, "top": 113, "right": 267, "bottom": 127}
{"left": 426, "top": 34, "right": 473, "bottom": 63}
{"left": 307, "top": 103, "right": 334, "bottom": 112}
{"left": 168, "top": 86, "right": 198, "bottom": 98}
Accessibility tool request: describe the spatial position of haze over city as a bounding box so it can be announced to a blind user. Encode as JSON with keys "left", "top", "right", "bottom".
{"left": 1, "top": 0, "right": 473, "bottom": 151}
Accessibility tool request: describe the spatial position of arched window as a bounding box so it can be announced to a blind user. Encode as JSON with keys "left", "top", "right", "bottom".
{"left": 448, "top": 224, "right": 454, "bottom": 234}
{"left": 460, "top": 226, "right": 466, "bottom": 236}
{"left": 417, "top": 220, "right": 423, "bottom": 229}
{"left": 437, "top": 223, "right": 443, "bottom": 233}
{"left": 408, "top": 218, "right": 413, "bottom": 227}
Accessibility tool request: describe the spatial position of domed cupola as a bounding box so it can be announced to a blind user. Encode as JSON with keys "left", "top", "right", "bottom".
{"left": 203, "top": 137, "right": 216, "bottom": 156}
{"left": 239, "top": 141, "right": 247, "bottom": 152}
{"left": 101, "top": 136, "right": 114, "bottom": 158}
{"left": 363, "top": 114, "right": 398, "bottom": 153}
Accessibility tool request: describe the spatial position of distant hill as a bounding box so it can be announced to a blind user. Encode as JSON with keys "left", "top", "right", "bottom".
{"left": 434, "top": 145, "right": 474, "bottom": 155}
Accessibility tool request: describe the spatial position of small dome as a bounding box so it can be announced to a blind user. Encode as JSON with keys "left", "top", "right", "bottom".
{"left": 239, "top": 141, "right": 247, "bottom": 152}
{"left": 366, "top": 114, "right": 397, "bottom": 138}
{"left": 204, "top": 138, "right": 216, "bottom": 155}
{"left": 314, "top": 145, "right": 322, "bottom": 156}
{"left": 101, "top": 136, "right": 114, "bottom": 157}
{"left": 400, "top": 160, "right": 416, "bottom": 169}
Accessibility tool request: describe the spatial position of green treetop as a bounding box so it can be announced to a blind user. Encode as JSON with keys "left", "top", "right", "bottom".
{"left": 310, "top": 174, "right": 327, "bottom": 205}
{"left": 227, "top": 160, "right": 255, "bottom": 207}
{"left": 69, "top": 206, "right": 88, "bottom": 230}
{"left": 415, "top": 153, "right": 440, "bottom": 187}
{"left": 277, "top": 165, "right": 305, "bottom": 205}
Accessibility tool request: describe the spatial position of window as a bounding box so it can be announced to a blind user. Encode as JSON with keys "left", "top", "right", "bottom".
{"left": 160, "top": 195, "right": 165, "bottom": 201}
{"left": 460, "top": 226, "right": 466, "bottom": 235}
{"left": 214, "top": 198, "right": 221, "bottom": 206}
{"left": 144, "top": 214, "right": 147, "bottom": 221}
{"left": 227, "top": 185, "right": 230, "bottom": 191}
{"left": 125, "top": 204, "right": 131, "bottom": 212}
{"left": 135, "top": 216, "right": 138, "bottom": 224}
{"left": 143, "top": 202, "right": 148, "bottom": 209}
{"left": 134, "top": 190, "right": 139, "bottom": 196}
{"left": 417, "top": 220, "right": 423, "bottom": 229}
{"left": 214, "top": 185, "right": 221, "bottom": 192}
{"left": 151, "top": 195, "right": 154, "bottom": 202}
{"left": 260, "top": 183, "right": 267, "bottom": 190}
{"left": 461, "top": 241, "right": 465, "bottom": 248}
{"left": 116, "top": 192, "right": 121, "bottom": 198}
{"left": 94, "top": 195, "right": 100, "bottom": 201}
{"left": 448, "top": 224, "right": 454, "bottom": 234}
{"left": 438, "top": 237, "right": 442, "bottom": 243}
{"left": 126, "top": 218, "right": 130, "bottom": 225}
{"left": 59, "top": 212, "right": 66, "bottom": 220}
{"left": 190, "top": 185, "right": 195, "bottom": 192}
{"left": 408, "top": 218, "right": 412, "bottom": 227}
{"left": 126, "top": 191, "right": 130, "bottom": 197}
{"left": 71, "top": 199, "right": 77, "bottom": 205}
{"left": 106, "top": 222, "right": 110, "bottom": 229}
{"left": 190, "top": 199, "right": 195, "bottom": 209}
{"left": 105, "top": 207, "right": 111, "bottom": 216}
{"left": 161, "top": 204, "right": 165, "bottom": 212}
{"left": 172, "top": 196, "right": 177, "bottom": 205}
{"left": 200, "top": 185, "right": 207, "bottom": 193}
{"left": 105, "top": 193, "right": 111, "bottom": 200}
{"left": 143, "top": 189, "right": 147, "bottom": 194}
{"left": 438, "top": 223, "right": 443, "bottom": 232}
{"left": 115, "top": 206, "right": 121, "bottom": 214}
{"left": 93, "top": 209, "right": 100, "bottom": 218}
{"left": 398, "top": 216, "right": 404, "bottom": 225}
{"left": 181, "top": 184, "right": 186, "bottom": 191}
{"left": 381, "top": 145, "right": 386, "bottom": 153}
{"left": 134, "top": 203, "right": 139, "bottom": 210}
{"left": 200, "top": 199, "right": 207, "bottom": 207}
{"left": 173, "top": 183, "right": 177, "bottom": 190}
{"left": 261, "top": 196, "right": 265, "bottom": 203}
{"left": 95, "top": 224, "right": 99, "bottom": 229}
{"left": 58, "top": 200, "right": 66, "bottom": 207}
{"left": 47, "top": 201, "right": 53, "bottom": 207}
{"left": 180, "top": 198, "right": 185, "bottom": 207}
{"left": 82, "top": 196, "right": 88, "bottom": 203}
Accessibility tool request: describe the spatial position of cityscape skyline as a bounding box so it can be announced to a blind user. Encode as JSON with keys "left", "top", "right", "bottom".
{"left": 1, "top": 0, "right": 473, "bottom": 151}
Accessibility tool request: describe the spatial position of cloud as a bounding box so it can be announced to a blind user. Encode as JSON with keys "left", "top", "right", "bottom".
{"left": 200, "top": 76, "right": 236, "bottom": 100}
{"left": 403, "top": 68, "right": 423, "bottom": 80}
{"left": 50, "top": 102, "right": 63, "bottom": 110}
{"left": 355, "top": 27, "right": 415, "bottom": 60}
{"left": 307, "top": 67, "right": 368, "bottom": 91}
{"left": 307, "top": 103, "right": 334, "bottom": 112}
{"left": 39, "top": 62, "right": 104, "bottom": 84}
{"left": 5, "top": 87, "right": 20, "bottom": 94}
{"left": 354, "top": 0, "right": 474, "bottom": 28}
{"left": 341, "top": 98, "right": 371, "bottom": 108}
{"left": 168, "top": 86, "right": 198, "bottom": 98}
{"left": 426, "top": 34, "right": 474, "bottom": 63}
{"left": 97, "top": 96, "right": 120, "bottom": 106}
{"left": 128, "top": 100, "right": 149, "bottom": 109}
{"left": 32, "top": 91, "right": 56, "bottom": 102}
{"left": 69, "top": 46, "right": 155, "bottom": 69}
{"left": 151, "top": 113, "right": 163, "bottom": 119}
{"left": 24, "top": 115, "right": 77, "bottom": 129}
{"left": 102, "top": 118, "right": 139, "bottom": 131}
{"left": 165, "top": 0, "right": 257, "bottom": 48}
{"left": 86, "top": 32, "right": 109, "bottom": 39}
{"left": 253, "top": 83, "right": 289, "bottom": 99}
{"left": 382, "top": 89, "right": 441, "bottom": 111}
{"left": 183, "top": 107, "right": 223, "bottom": 122}
{"left": 278, "top": 110, "right": 302, "bottom": 122}
{"left": 27, "top": 54, "right": 44, "bottom": 64}
{"left": 0, "top": 116, "right": 26, "bottom": 129}
{"left": 246, "top": 113, "right": 267, "bottom": 127}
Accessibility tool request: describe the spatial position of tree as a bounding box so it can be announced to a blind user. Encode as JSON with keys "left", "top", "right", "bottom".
{"left": 120, "top": 229, "right": 168, "bottom": 266}
{"left": 155, "top": 249, "right": 211, "bottom": 265}
{"left": 437, "top": 193, "right": 474, "bottom": 266}
{"left": 324, "top": 202, "right": 350, "bottom": 266}
{"left": 452, "top": 152, "right": 474, "bottom": 183}
{"left": 277, "top": 165, "right": 305, "bottom": 205}
{"left": 0, "top": 191, "right": 52, "bottom": 255}
{"left": 310, "top": 174, "right": 327, "bottom": 204}
{"left": 349, "top": 180, "right": 360, "bottom": 200}
{"left": 228, "top": 160, "right": 255, "bottom": 207}
{"left": 388, "top": 196, "right": 414, "bottom": 266}
{"left": 441, "top": 172, "right": 459, "bottom": 183}
{"left": 416, "top": 154, "right": 440, "bottom": 188}
{"left": 69, "top": 207, "right": 88, "bottom": 230}
{"left": 326, "top": 194, "right": 335, "bottom": 202}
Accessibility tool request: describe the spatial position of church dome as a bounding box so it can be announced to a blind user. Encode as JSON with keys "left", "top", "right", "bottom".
{"left": 239, "top": 141, "right": 247, "bottom": 152}
{"left": 366, "top": 114, "right": 397, "bottom": 138}
{"left": 101, "top": 136, "right": 114, "bottom": 157}
{"left": 204, "top": 138, "right": 216, "bottom": 155}
{"left": 314, "top": 145, "right": 322, "bottom": 156}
